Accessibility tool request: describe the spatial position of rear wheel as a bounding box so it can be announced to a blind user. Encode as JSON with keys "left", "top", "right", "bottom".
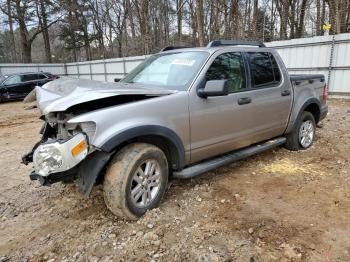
{"left": 285, "top": 111, "right": 316, "bottom": 151}
{"left": 103, "top": 143, "right": 168, "bottom": 220}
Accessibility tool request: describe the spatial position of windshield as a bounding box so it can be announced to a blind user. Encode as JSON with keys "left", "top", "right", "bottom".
{"left": 121, "top": 51, "right": 209, "bottom": 91}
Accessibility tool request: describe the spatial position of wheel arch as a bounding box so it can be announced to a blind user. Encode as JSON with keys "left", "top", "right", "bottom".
{"left": 286, "top": 97, "right": 321, "bottom": 135}
{"left": 298, "top": 98, "right": 321, "bottom": 124}
{"left": 100, "top": 125, "right": 186, "bottom": 171}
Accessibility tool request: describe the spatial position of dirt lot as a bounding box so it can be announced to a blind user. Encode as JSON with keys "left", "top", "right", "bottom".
{"left": 0, "top": 100, "right": 349, "bottom": 262}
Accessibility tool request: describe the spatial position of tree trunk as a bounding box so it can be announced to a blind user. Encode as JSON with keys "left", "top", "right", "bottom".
{"left": 22, "top": 41, "right": 32, "bottom": 63}
{"left": 196, "top": 0, "right": 205, "bottom": 46}
{"left": 176, "top": 0, "right": 183, "bottom": 42}
{"left": 296, "top": 0, "right": 308, "bottom": 38}
{"left": 321, "top": 0, "right": 326, "bottom": 34}
{"left": 275, "top": 0, "right": 289, "bottom": 40}
{"left": 75, "top": 10, "right": 91, "bottom": 60}
{"left": 15, "top": 0, "right": 31, "bottom": 62}
{"left": 271, "top": 0, "right": 275, "bottom": 40}
{"left": 252, "top": 0, "right": 259, "bottom": 39}
{"left": 7, "top": 0, "right": 17, "bottom": 62}
{"left": 39, "top": 0, "right": 52, "bottom": 63}
{"left": 189, "top": 0, "right": 197, "bottom": 46}
{"left": 289, "top": 0, "right": 296, "bottom": 39}
{"left": 68, "top": 10, "right": 78, "bottom": 62}
{"left": 138, "top": 0, "right": 150, "bottom": 53}
{"left": 230, "top": 0, "right": 239, "bottom": 39}
{"left": 316, "top": 0, "right": 321, "bottom": 35}
{"left": 125, "top": 0, "right": 136, "bottom": 38}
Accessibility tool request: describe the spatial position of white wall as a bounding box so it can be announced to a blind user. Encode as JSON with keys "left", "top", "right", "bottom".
{"left": 267, "top": 33, "right": 350, "bottom": 94}
{"left": 0, "top": 63, "right": 65, "bottom": 76}
{"left": 1, "top": 33, "right": 349, "bottom": 94}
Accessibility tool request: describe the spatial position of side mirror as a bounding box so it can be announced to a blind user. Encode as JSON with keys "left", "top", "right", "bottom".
{"left": 114, "top": 78, "right": 121, "bottom": 82}
{"left": 197, "top": 80, "right": 229, "bottom": 98}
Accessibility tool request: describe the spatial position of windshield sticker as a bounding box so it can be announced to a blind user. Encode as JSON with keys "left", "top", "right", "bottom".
{"left": 171, "top": 59, "right": 196, "bottom": 66}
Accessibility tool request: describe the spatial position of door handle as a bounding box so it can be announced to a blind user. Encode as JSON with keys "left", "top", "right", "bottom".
{"left": 237, "top": 97, "right": 252, "bottom": 105}
{"left": 281, "top": 90, "right": 291, "bottom": 96}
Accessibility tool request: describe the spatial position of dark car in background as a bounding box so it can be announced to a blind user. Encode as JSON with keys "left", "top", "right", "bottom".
{"left": 0, "top": 72, "right": 59, "bottom": 102}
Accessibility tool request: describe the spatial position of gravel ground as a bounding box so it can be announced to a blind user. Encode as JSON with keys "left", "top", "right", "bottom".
{"left": 0, "top": 99, "right": 349, "bottom": 262}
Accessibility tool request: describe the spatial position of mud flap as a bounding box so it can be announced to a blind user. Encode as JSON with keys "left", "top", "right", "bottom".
{"left": 76, "top": 150, "right": 112, "bottom": 197}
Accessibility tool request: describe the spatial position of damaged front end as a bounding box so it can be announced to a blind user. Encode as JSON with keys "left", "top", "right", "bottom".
{"left": 22, "top": 111, "right": 112, "bottom": 196}
{"left": 22, "top": 78, "right": 175, "bottom": 195}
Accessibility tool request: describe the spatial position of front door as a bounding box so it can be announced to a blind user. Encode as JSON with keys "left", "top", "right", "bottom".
{"left": 189, "top": 51, "right": 251, "bottom": 163}
{"left": 2, "top": 75, "right": 24, "bottom": 99}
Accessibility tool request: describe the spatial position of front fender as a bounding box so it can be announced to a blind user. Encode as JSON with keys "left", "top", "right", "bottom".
{"left": 100, "top": 125, "right": 186, "bottom": 170}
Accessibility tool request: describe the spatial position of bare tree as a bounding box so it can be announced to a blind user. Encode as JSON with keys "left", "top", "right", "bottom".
{"left": 196, "top": 0, "right": 205, "bottom": 46}
{"left": 0, "top": 0, "right": 349, "bottom": 63}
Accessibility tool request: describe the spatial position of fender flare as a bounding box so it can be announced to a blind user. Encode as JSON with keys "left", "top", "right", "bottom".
{"left": 291, "top": 98, "right": 321, "bottom": 132}
{"left": 100, "top": 125, "right": 186, "bottom": 170}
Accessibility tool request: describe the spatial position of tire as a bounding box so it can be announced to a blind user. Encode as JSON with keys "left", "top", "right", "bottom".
{"left": 285, "top": 111, "right": 316, "bottom": 151}
{"left": 103, "top": 143, "right": 169, "bottom": 220}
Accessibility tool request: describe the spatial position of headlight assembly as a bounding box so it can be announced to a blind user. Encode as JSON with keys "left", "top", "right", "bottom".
{"left": 33, "top": 133, "right": 88, "bottom": 176}
{"left": 34, "top": 146, "right": 63, "bottom": 176}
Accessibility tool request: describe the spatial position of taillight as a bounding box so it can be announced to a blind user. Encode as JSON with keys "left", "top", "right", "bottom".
{"left": 323, "top": 84, "right": 328, "bottom": 101}
{"left": 53, "top": 75, "right": 60, "bottom": 79}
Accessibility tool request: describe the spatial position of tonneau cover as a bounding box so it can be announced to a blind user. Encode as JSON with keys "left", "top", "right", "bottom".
{"left": 290, "top": 74, "right": 325, "bottom": 82}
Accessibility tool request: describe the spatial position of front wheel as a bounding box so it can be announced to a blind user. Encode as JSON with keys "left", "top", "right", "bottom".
{"left": 103, "top": 143, "right": 168, "bottom": 220}
{"left": 285, "top": 111, "right": 316, "bottom": 151}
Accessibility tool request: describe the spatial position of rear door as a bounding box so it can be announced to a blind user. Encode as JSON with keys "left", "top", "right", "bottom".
{"left": 240, "top": 51, "right": 293, "bottom": 143}
{"left": 21, "top": 74, "right": 38, "bottom": 95}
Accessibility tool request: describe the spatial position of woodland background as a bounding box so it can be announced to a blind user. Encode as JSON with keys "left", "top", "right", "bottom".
{"left": 0, "top": 0, "right": 349, "bottom": 63}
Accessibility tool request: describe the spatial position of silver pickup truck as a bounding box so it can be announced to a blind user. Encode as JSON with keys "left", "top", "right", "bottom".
{"left": 22, "top": 40, "right": 328, "bottom": 220}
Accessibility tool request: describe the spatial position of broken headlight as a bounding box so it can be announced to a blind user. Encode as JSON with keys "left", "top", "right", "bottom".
{"left": 33, "top": 133, "right": 88, "bottom": 176}
{"left": 33, "top": 146, "right": 63, "bottom": 176}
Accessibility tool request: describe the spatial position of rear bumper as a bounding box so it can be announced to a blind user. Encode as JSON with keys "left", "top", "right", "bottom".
{"left": 320, "top": 104, "right": 328, "bottom": 122}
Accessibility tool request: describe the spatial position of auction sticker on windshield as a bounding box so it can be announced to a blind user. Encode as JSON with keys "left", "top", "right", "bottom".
{"left": 171, "top": 59, "right": 196, "bottom": 66}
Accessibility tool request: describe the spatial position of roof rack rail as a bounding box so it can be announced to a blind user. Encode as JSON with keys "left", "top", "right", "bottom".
{"left": 160, "top": 46, "right": 191, "bottom": 52}
{"left": 207, "top": 40, "right": 266, "bottom": 48}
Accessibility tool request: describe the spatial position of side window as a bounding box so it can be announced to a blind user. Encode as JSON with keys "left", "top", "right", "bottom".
{"left": 4, "top": 75, "right": 22, "bottom": 85}
{"left": 205, "top": 52, "right": 246, "bottom": 93}
{"left": 269, "top": 53, "right": 281, "bottom": 83}
{"left": 22, "top": 74, "right": 37, "bottom": 82}
{"left": 248, "top": 52, "right": 278, "bottom": 88}
{"left": 37, "top": 74, "right": 47, "bottom": 80}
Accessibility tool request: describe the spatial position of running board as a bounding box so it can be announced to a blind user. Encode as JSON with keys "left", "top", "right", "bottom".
{"left": 173, "top": 137, "right": 286, "bottom": 179}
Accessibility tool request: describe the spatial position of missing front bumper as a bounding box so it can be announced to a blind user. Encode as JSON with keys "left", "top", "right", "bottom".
{"left": 28, "top": 150, "right": 112, "bottom": 196}
{"left": 29, "top": 167, "right": 78, "bottom": 186}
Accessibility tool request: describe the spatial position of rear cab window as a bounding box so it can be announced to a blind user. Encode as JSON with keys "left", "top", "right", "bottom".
{"left": 247, "top": 52, "right": 282, "bottom": 88}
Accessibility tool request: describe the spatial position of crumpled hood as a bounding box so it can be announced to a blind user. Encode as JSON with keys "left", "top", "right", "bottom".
{"left": 35, "top": 77, "right": 176, "bottom": 114}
